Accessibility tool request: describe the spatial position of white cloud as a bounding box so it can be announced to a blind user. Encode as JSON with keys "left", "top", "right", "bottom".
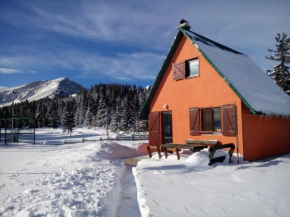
{"left": 1, "top": 1, "right": 178, "bottom": 49}
{"left": 0, "top": 68, "right": 22, "bottom": 74}
{"left": 58, "top": 51, "right": 164, "bottom": 80}
{"left": 0, "top": 68, "right": 37, "bottom": 74}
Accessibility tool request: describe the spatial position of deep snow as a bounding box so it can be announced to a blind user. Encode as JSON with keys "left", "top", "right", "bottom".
{"left": 0, "top": 128, "right": 143, "bottom": 217}
{"left": 1, "top": 128, "right": 290, "bottom": 217}
{"left": 134, "top": 151, "right": 290, "bottom": 217}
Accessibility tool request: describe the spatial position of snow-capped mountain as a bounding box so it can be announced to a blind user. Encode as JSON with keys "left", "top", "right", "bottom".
{"left": 0, "top": 77, "right": 85, "bottom": 107}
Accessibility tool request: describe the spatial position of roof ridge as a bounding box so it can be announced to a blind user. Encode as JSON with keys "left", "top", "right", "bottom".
{"left": 181, "top": 29, "right": 246, "bottom": 56}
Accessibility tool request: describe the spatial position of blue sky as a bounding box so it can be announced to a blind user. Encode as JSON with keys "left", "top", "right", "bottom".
{"left": 0, "top": 0, "right": 290, "bottom": 88}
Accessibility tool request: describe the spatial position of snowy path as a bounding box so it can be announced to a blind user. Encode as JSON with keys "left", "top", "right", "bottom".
{"left": 117, "top": 165, "right": 141, "bottom": 217}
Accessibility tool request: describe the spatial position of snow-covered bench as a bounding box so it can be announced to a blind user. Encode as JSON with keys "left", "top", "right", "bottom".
{"left": 147, "top": 139, "right": 235, "bottom": 165}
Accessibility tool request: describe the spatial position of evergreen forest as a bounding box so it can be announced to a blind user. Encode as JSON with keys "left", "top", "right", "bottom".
{"left": 0, "top": 83, "right": 149, "bottom": 133}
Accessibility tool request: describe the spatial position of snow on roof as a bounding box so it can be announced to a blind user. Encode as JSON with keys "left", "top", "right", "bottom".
{"left": 184, "top": 30, "right": 290, "bottom": 116}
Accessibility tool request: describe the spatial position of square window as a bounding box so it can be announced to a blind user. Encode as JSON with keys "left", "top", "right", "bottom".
{"left": 201, "top": 107, "right": 221, "bottom": 132}
{"left": 188, "top": 59, "right": 199, "bottom": 77}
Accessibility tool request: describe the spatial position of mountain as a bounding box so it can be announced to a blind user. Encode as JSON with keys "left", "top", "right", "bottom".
{"left": 0, "top": 77, "right": 85, "bottom": 107}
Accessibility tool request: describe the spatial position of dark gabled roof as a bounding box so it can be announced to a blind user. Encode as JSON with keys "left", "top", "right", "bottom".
{"left": 139, "top": 27, "right": 290, "bottom": 119}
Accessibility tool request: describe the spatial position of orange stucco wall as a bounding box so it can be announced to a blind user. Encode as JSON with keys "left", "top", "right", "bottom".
{"left": 150, "top": 35, "right": 245, "bottom": 157}
{"left": 242, "top": 104, "right": 290, "bottom": 161}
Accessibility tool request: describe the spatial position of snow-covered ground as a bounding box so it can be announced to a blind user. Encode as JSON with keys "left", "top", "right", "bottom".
{"left": 1, "top": 127, "right": 290, "bottom": 217}
{"left": 0, "top": 128, "right": 144, "bottom": 217}
{"left": 134, "top": 151, "right": 290, "bottom": 217}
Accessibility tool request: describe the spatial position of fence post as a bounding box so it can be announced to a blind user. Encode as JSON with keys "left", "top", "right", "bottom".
{"left": 33, "top": 119, "right": 36, "bottom": 145}
{"left": 16, "top": 121, "right": 19, "bottom": 143}
{"left": 5, "top": 121, "right": 7, "bottom": 146}
{"left": 132, "top": 134, "right": 134, "bottom": 140}
{"left": 0, "top": 121, "right": 1, "bottom": 144}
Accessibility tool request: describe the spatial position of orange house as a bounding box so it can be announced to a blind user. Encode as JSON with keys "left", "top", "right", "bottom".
{"left": 139, "top": 20, "right": 290, "bottom": 161}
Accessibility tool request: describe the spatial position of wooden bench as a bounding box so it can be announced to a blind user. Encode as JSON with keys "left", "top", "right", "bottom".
{"left": 147, "top": 139, "right": 235, "bottom": 165}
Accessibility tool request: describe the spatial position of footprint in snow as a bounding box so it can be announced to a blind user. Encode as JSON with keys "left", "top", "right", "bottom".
{"left": 153, "top": 170, "right": 165, "bottom": 176}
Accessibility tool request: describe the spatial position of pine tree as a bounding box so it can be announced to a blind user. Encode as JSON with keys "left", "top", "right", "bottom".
{"left": 110, "top": 106, "right": 121, "bottom": 132}
{"left": 62, "top": 101, "right": 75, "bottom": 136}
{"left": 48, "top": 101, "right": 59, "bottom": 128}
{"left": 136, "top": 119, "right": 148, "bottom": 132}
{"left": 120, "top": 92, "right": 134, "bottom": 132}
{"left": 96, "top": 90, "right": 108, "bottom": 128}
{"left": 266, "top": 33, "right": 290, "bottom": 95}
{"left": 84, "top": 107, "right": 93, "bottom": 127}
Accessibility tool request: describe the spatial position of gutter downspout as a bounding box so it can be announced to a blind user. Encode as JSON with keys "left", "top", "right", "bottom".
{"left": 235, "top": 102, "right": 240, "bottom": 164}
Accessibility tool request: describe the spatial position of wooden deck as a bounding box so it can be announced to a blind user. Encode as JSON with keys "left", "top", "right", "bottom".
{"left": 123, "top": 155, "right": 149, "bottom": 166}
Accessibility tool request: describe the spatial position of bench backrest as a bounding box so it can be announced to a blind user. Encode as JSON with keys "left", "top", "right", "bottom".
{"left": 186, "top": 139, "right": 218, "bottom": 145}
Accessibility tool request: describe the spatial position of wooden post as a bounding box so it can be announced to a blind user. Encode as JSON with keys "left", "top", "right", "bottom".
{"left": 33, "top": 119, "right": 36, "bottom": 145}
{"left": 163, "top": 147, "right": 168, "bottom": 159}
{"left": 157, "top": 146, "right": 162, "bottom": 159}
{"left": 147, "top": 146, "right": 152, "bottom": 158}
{"left": 0, "top": 121, "right": 1, "bottom": 144}
{"left": 176, "top": 148, "right": 180, "bottom": 160}
{"left": 4, "top": 121, "right": 7, "bottom": 146}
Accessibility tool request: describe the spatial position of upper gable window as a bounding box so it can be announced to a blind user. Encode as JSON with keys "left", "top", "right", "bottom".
{"left": 173, "top": 58, "right": 199, "bottom": 80}
{"left": 188, "top": 59, "right": 199, "bottom": 77}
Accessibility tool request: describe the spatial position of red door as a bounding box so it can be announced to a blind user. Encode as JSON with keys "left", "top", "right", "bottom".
{"left": 148, "top": 112, "right": 161, "bottom": 146}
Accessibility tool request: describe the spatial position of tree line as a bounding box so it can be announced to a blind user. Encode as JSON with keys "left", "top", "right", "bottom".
{"left": 0, "top": 83, "right": 149, "bottom": 134}
{"left": 266, "top": 32, "right": 290, "bottom": 95}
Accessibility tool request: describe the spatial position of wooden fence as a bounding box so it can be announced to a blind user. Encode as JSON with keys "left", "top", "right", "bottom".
{"left": 38, "top": 133, "right": 148, "bottom": 145}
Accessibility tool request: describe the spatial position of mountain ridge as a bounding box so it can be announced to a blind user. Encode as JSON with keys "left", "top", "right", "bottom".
{"left": 0, "top": 77, "right": 85, "bottom": 107}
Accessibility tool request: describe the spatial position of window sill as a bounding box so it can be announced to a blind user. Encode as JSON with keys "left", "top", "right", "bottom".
{"left": 201, "top": 132, "right": 223, "bottom": 136}
{"left": 186, "top": 74, "right": 199, "bottom": 79}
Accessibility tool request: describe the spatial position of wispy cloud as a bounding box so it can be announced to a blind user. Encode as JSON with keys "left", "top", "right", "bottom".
{"left": 2, "top": 1, "right": 176, "bottom": 48}
{"left": 78, "top": 52, "right": 164, "bottom": 80}
{"left": 0, "top": 68, "right": 22, "bottom": 74}
{"left": 0, "top": 0, "right": 289, "bottom": 87}
{"left": 0, "top": 68, "right": 36, "bottom": 74}
{"left": 0, "top": 50, "right": 164, "bottom": 81}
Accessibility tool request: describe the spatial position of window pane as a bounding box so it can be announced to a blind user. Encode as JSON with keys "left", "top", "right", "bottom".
{"left": 202, "top": 108, "right": 212, "bottom": 131}
{"left": 213, "top": 108, "right": 221, "bottom": 132}
{"left": 188, "top": 59, "right": 199, "bottom": 76}
{"left": 163, "top": 113, "right": 172, "bottom": 143}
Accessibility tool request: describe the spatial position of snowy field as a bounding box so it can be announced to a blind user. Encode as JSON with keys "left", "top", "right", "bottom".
{"left": 0, "top": 128, "right": 144, "bottom": 217}
{"left": 1, "top": 127, "right": 290, "bottom": 217}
